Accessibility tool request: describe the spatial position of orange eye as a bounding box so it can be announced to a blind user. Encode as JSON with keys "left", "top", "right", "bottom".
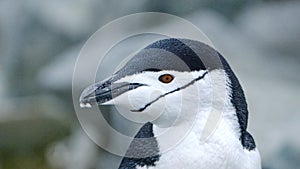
{"left": 159, "top": 74, "right": 174, "bottom": 83}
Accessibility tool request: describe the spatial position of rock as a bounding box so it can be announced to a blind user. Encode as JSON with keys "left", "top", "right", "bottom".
{"left": 24, "top": 0, "right": 98, "bottom": 39}
{"left": 37, "top": 44, "right": 82, "bottom": 91}
{"left": 267, "top": 144, "right": 300, "bottom": 169}
{"left": 47, "top": 128, "right": 99, "bottom": 169}
{"left": 0, "top": 0, "right": 75, "bottom": 96}
{"left": 23, "top": 0, "right": 147, "bottom": 39}
{"left": 236, "top": 1, "right": 300, "bottom": 57}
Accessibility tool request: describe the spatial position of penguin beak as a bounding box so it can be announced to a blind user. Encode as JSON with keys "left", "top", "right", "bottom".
{"left": 79, "top": 78, "right": 146, "bottom": 108}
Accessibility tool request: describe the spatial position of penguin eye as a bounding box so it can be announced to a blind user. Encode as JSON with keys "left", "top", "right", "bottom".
{"left": 159, "top": 74, "right": 174, "bottom": 83}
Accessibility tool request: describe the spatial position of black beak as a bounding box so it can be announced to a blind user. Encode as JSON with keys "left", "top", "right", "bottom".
{"left": 79, "top": 78, "right": 146, "bottom": 108}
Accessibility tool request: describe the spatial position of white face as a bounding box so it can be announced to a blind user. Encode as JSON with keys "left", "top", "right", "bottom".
{"left": 101, "top": 70, "right": 219, "bottom": 128}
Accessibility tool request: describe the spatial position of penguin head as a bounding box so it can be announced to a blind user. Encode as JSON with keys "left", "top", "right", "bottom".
{"left": 79, "top": 38, "right": 230, "bottom": 126}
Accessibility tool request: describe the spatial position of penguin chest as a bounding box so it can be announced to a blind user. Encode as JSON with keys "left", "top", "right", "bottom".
{"left": 137, "top": 132, "right": 229, "bottom": 169}
{"left": 137, "top": 131, "right": 261, "bottom": 169}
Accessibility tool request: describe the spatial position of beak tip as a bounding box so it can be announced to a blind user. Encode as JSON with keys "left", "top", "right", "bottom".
{"left": 79, "top": 102, "right": 92, "bottom": 108}
{"left": 79, "top": 86, "right": 95, "bottom": 108}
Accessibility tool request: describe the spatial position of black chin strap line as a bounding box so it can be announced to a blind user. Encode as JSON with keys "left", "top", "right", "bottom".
{"left": 131, "top": 71, "right": 209, "bottom": 112}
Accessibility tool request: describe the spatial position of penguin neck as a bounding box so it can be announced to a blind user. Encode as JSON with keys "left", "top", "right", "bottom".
{"left": 151, "top": 104, "right": 243, "bottom": 155}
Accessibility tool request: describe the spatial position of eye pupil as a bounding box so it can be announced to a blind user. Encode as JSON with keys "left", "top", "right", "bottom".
{"left": 159, "top": 74, "right": 174, "bottom": 83}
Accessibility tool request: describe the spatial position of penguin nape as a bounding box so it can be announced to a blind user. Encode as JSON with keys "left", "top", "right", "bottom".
{"left": 80, "top": 38, "right": 262, "bottom": 169}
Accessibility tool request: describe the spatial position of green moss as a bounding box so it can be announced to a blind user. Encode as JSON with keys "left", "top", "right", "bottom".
{"left": 0, "top": 118, "right": 71, "bottom": 169}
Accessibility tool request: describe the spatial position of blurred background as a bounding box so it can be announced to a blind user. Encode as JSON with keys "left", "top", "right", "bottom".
{"left": 0, "top": 0, "right": 300, "bottom": 169}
